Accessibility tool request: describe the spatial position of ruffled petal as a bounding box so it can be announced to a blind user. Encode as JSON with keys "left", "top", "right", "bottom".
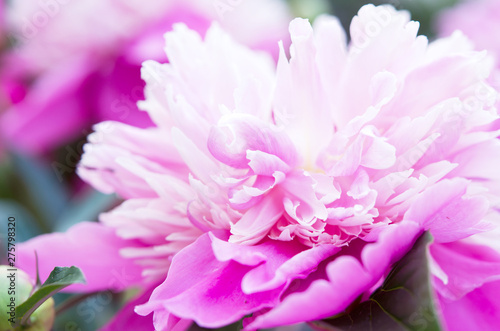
{"left": 246, "top": 221, "right": 422, "bottom": 329}
{"left": 78, "top": 121, "right": 187, "bottom": 199}
{"left": 136, "top": 232, "right": 283, "bottom": 328}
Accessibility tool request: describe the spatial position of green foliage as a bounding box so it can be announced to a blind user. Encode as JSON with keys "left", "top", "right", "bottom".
{"left": 15, "top": 267, "right": 86, "bottom": 327}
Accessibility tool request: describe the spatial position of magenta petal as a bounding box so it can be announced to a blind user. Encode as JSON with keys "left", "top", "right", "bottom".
{"left": 151, "top": 310, "right": 192, "bottom": 331}
{"left": 17, "top": 222, "right": 145, "bottom": 292}
{"left": 210, "top": 232, "right": 268, "bottom": 266}
{"left": 360, "top": 221, "right": 422, "bottom": 275}
{"left": 93, "top": 56, "right": 154, "bottom": 128}
{"left": 0, "top": 57, "right": 91, "bottom": 154}
{"left": 431, "top": 241, "right": 500, "bottom": 300}
{"left": 102, "top": 283, "right": 192, "bottom": 331}
{"left": 136, "top": 233, "right": 284, "bottom": 329}
{"left": 241, "top": 243, "right": 340, "bottom": 294}
{"left": 438, "top": 280, "right": 500, "bottom": 331}
{"left": 210, "top": 233, "right": 340, "bottom": 294}
{"left": 246, "top": 221, "right": 422, "bottom": 329}
{"left": 246, "top": 255, "right": 373, "bottom": 329}
{"left": 100, "top": 285, "right": 156, "bottom": 331}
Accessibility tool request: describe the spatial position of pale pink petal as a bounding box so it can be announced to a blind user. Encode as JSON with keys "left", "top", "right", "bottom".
{"left": 171, "top": 127, "right": 220, "bottom": 183}
{"left": 336, "top": 5, "right": 427, "bottom": 125}
{"left": 280, "top": 171, "right": 328, "bottom": 223}
{"left": 229, "top": 193, "right": 284, "bottom": 245}
{"left": 247, "top": 150, "right": 291, "bottom": 176}
{"left": 208, "top": 114, "right": 297, "bottom": 169}
{"left": 313, "top": 15, "right": 347, "bottom": 105}
{"left": 449, "top": 140, "right": 500, "bottom": 181}
{"left": 78, "top": 121, "right": 187, "bottom": 199}
{"left": 274, "top": 18, "right": 335, "bottom": 164}
{"left": 404, "top": 178, "right": 491, "bottom": 243}
{"left": 388, "top": 49, "right": 492, "bottom": 119}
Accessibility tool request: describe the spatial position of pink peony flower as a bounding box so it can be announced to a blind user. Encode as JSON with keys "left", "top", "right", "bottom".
{"left": 18, "top": 4, "right": 500, "bottom": 330}
{"left": 0, "top": 0, "right": 291, "bottom": 154}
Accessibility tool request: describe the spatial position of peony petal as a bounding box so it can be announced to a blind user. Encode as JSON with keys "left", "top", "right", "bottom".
{"left": 136, "top": 232, "right": 283, "bottom": 329}
{"left": 210, "top": 232, "right": 339, "bottom": 295}
{"left": 100, "top": 285, "right": 157, "bottom": 331}
{"left": 337, "top": 4, "right": 427, "bottom": 125}
{"left": 17, "top": 222, "right": 145, "bottom": 292}
{"left": 450, "top": 139, "right": 500, "bottom": 181}
{"left": 437, "top": 280, "right": 500, "bottom": 331}
{"left": 247, "top": 150, "right": 291, "bottom": 176}
{"left": 246, "top": 221, "right": 422, "bottom": 329}
{"left": 246, "top": 255, "right": 373, "bottom": 329}
{"left": 280, "top": 171, "right": 329, "bottom": 223}
{"left": 241, "top": 243, "right": 340, "bottom": 295}
{"left": 274, "top": 18, "right": 334, "bottom": 165}
{"left": 229, "top": 193, "right": 284, "bottom": 245}
{"left": 404, "top": 178, "right": 491, "bottom": 243}
{"left": 78, "top": 121, "right": 187, "bottom": 199}
{"left": 0, "top": 56, "right": 91, "bottom": 154}
{"left": 431, "top": 241, "right": 500, "bottom": 300}
{"left": 210, "top": 232, "right": 268, "bottom": 266}
{"left": 171, "top": 127, "right": 220, "bottom": 183}
{"left": 208, "top": 113, "right": 297, "bottom": 169}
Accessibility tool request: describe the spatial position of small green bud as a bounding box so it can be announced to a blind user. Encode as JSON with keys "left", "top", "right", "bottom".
{"left": 0, "top": 266, "right": 55, "bottom": 331}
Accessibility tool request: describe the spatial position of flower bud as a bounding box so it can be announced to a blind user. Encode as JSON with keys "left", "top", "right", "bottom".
{"left": 0, "top": 266, "right": 55, "bottom": 331}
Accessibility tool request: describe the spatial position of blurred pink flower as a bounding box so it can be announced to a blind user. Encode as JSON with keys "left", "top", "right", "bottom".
{"left": 19, "top": 4, "right": 500, "bottom": 330}
{"left": 0, "top": 0, "right": 291, "bottom": 154}
{"left": 438, "top": 0, "right": 500, "bottom": 146}
{"left": 439, "top": 0, "right": 500, "bottom": 64}
{"left": 438, "top": 0, "right": 500, "bottom": 90}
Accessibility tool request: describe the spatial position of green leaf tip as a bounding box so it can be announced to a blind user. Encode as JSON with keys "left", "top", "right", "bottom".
{"left": 15, "top": 266, "right": 86, "bottom": 327}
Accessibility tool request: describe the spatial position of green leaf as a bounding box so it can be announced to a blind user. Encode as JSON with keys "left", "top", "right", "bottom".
{"left": 314, "top": 232, "right": 441, "bottom": 331}
{"left": 16, "top": 266, "right": 86, "bottom": 326}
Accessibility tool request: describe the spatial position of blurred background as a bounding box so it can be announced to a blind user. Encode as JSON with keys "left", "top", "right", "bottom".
{"left": 0, "top": 0, "right": 471, "bottom": 330}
